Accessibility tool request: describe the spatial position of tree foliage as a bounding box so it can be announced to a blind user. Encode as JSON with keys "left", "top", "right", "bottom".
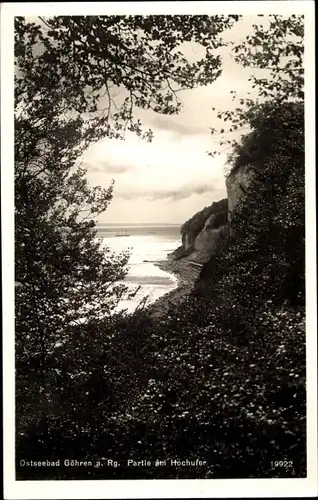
{"left": 202, "top": 101, "right": 305, "bottom": 308}
{"left": 16, "top": 98, "right": 306, "bottom": 480}
{"left": 15, "top": 14, "right": 239, "bottom": 359}
{"left": 15, "top": 14, "right": 306, "bottom": 481}
{"left": 15, "top": 14, "right": 240, "bottom": 459}
{"left": 16, "top": 15, "right": 239, "bottom": 141}
{"left": 209, "top": 14, "right": 304, "bottom": 157}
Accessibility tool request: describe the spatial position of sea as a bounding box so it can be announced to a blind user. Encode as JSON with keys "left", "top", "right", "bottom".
{"left": 96, "top": 224, "right": 181, "bottom": 312}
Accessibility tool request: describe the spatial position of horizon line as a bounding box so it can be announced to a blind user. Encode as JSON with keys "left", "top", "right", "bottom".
{"left": 96, "top": 222, "right": 182, "bottom": 225}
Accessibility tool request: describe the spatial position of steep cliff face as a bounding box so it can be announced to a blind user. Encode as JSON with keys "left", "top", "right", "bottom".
{"left": 169, "top": 198, "right": 228, "bottom": 264}
{"left": 183, "top": 210, "right": 229, "bottom": 264}
{"left": 169, "top": 164, "right": 254, "bottom": 266}
{"left": 226, "top": 164, "right": 255, "bottom": 221}
{"left": 182, "top": 200, "right": 227, "bottom": 248}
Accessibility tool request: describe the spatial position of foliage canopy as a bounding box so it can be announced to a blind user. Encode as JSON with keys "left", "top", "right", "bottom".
{"left": 15, "top": 14, "right": 306, "bottom": 480}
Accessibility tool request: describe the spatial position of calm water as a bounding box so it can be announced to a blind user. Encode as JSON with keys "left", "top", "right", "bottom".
{"left": 96, "top": 224, "right": 181, "bottom": 312}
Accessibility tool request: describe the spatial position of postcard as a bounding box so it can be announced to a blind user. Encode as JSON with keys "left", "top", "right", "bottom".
{"left": 1, "top": 1, "right": 317, "bottom": 498}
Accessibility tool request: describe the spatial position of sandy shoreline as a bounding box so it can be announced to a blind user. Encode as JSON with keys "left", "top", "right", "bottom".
{"left": 147, "top": 259, "right": 201, "bottom": 317}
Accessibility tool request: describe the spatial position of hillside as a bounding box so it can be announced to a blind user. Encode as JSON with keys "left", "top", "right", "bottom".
{"left": 16, "top": 102, "right": 306, "bottom": 481}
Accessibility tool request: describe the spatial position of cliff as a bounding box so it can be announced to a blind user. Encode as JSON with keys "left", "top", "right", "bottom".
{"left": 154, "top": 162, "right": 256, "bottom": 315}
{"left": 225, "top": 164, "right": 255, "bottom": 222}
{"left": 159, "top": 165, "right": 256, "bottom": 310}
{"left": 168, "top": 163, "right": 255, "bottom": 270}
{"left": 169, "top": 198, "right": 228, "bottom": 265}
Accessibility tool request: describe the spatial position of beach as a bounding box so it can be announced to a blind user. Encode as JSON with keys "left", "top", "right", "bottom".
{"left": 95, "top": 224, "right": 203, "bottom": 315}
{"left": 97, "top": 224, "right": 182, "bottom": 312}
{"left": 147, "top": 258, "right": 202, "bottom": 317}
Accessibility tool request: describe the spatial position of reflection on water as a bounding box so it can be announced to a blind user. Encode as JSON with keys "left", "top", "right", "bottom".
{"left": 97, "top": 225, "right": 181, "bottom": 312}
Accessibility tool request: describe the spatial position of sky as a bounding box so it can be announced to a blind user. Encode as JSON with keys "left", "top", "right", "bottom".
{"left": 79, "top": 16, "right": 266, "bottom": 225}
{"left": 33, "top": 15, "right": 269, "bottom": 225}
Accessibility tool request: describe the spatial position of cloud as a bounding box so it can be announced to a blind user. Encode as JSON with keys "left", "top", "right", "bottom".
{"left": 80, "top": 17, "right": 263, "bottom": 223}
{"left": 151, "top": 116, "right": 205, "bottom": 137}
{"left": 89, "top": 165, "right": 102, "bottom": 173}
{"left": 82, "top": 161, "right": 133, "bottom": 174}
{"left": 116, "top": 183, "right": 221, "bottom": 202}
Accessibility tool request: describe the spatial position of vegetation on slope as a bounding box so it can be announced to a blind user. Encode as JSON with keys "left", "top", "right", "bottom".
{"left": 171, "top": 198, "right": 228, "bottom": 260}
{"left": 16, "top": 99, "right": 305, "bottom": 480}
{"left": 181, "top": 198, "right": 228, "bottom": 237}
{"left": 15, "top": 14, "right": 306, "bottom": 480}
{"left": 15, "top": 13, "right": 238, "bottom": 447}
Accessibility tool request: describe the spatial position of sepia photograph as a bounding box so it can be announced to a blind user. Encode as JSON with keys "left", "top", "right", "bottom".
{"left": 1, "top": 1, "right": 317, "bottom": 498}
